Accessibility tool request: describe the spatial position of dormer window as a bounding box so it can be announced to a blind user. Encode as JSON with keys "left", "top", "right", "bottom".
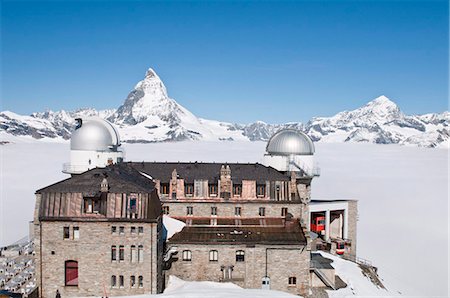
{"left": 185, "top": 184, "right": 194, "bottom": 196}
{"left": 233, "top": 184, "right": 242, "bottom": 196}
{"left": 161, "top": 183, "right": 169, "bottom": 195}
{"left": 83, "top": 197, "right": 105, "bottom": 215}
{"left": 257, "top": 184, "right": 266, "bottom": 197}
{"left": 209, "top": 184, "right": 218, "bottom": 196}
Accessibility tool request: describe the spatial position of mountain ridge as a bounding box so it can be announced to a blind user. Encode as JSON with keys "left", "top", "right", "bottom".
{"left": 1, "top": 68, "right": 448, "bottom": 148}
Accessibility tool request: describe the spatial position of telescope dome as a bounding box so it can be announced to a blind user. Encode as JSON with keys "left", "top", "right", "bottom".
{"left": 266, "top": 129, "right": 314, "bottom": 156}
{"left": 70, "top": 117, "right": 120, "bottom": 151}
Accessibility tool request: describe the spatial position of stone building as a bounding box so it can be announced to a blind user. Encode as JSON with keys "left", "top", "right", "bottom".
{"left": 33, "top": 164, "right": 163, "bottom": 297}
{"left": 166, "top": 219, "right": 310, "bottom": 296}
{"left": 32, "top": 117, "right": 358, "bottom": 297}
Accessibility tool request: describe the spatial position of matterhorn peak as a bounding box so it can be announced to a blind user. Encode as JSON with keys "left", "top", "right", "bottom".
{"left": 145, "top": 68, "right": 158, "bottom": 79}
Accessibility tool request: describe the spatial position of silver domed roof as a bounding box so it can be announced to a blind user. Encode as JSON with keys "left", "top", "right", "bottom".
{"left": 266, "top": 129, "right": 314, "bottom": 155}
{"left": 70, "top": 117, "right": 121, "bottom": 151}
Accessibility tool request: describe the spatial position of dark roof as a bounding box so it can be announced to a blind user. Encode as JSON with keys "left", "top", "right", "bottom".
{"left": 169, "top": 220, "right": 306, "bottom": 245}
{"left": 130, "top": 162, "right": 289, "bottom": 183}
{"left": 36, "top": 163, "right": 155, "bottom": 194}
{"left": 311, "top": 253, "right": 334, "bottom": 269}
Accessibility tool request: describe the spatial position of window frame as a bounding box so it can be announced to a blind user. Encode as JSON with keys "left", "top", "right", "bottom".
{"left": 119, "top": 245, "right": 125, "bottom": 261}
{"left": 236, "top": 250, "right": 245, "bottom": 262}
{"left": 288, "top": 276, "right": 297, "bottom": 285}
{"left": 209, "top": 250, "right": 218, "bottom": 262}
{"left": 233, "top": 184, "right": 242, "bottom": 196}
{"left": 259, "top": 207, "right": 266, "bottom": 217}
{"left": 63, "top": 227, "right": 70, "bottom": 240}
{"left": 182, "top": 250, "right": 192, "bottom": 261}
{"left": 208, "top": 184, "right": 218, "bottom": 196}
{"left": 64, "top": 260, "right": 78, "bottom": 287}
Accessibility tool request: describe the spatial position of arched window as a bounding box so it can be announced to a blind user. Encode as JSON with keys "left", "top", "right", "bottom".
{"left": 182, "top": 250, "right": 192, "bottom": 261}
{"left": 111, "top": 275, "right": 116, "bottom": 288}
{"left": 65, "top": 260, "right": 78, "bottom": 286}
{"left": 209, "top": 250, "right": 218, "bottom": 262}
{"left": 236, "top": 250, "right": 245, "bottom": 262}
{"left": 130, "top": 275, "right": 136, "bottom": 288}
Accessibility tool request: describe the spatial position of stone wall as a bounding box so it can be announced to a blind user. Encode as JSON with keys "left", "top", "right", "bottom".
{"left": 35, "top": 220, "right": 162, "bottom": 297}
{"left": 166, "top": 243, "right": 310, "bottom": 296}
{"left": 162, "top": 201, "right": 304, "bottom": 219}
{"left": 347, "top": 200, "right": 358, "bottom": 254}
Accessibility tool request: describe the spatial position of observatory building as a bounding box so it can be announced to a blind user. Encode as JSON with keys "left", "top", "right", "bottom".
{"left": 33, "top": 120, "right": 358, "bottom": 297}
{"left": 263, "top": 129, "right": 319, "bottom": 177}
{"left": 62, "top": 117, "right": 124, "bottom": 174}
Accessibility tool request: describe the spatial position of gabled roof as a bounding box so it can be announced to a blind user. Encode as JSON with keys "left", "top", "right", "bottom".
{"left": 36, "top": 163, "right": 155, "bottom": 194}
{"left": 130, "top": 162, "right": 289, "bottom": 184}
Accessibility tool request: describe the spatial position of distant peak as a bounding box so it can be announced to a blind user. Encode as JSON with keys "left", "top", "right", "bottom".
{"left": 371, "top": 95, "right": 394, "bottom": 104}
{"left": 145, "top": 68, "right": 158, "bottom": 79}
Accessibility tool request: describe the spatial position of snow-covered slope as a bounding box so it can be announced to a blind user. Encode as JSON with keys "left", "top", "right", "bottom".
{"left": 1, "top": 68, "right": 448, "bottom": 147}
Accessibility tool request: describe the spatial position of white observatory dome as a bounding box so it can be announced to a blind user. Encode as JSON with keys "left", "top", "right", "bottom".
{"left": 71, "top": 117, "right": 121, "bottom": 151}
{"left": 266, "top": 129, "right": 314, "bottom": 156}
{"left": 63, "top": 117, "right": 124, "bottom": 175}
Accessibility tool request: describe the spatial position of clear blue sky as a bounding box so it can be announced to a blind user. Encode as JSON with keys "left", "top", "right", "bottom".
{"left": 1, "top": 0, "right": 448, "bottom": 123}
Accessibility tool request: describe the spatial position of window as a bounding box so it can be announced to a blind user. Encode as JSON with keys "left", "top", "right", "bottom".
{"left": 111, "top": 246, "right": 117, "bottom": 261}
{"left": 129, "top": 198, "right": 137, "bottom": 214}
{"left": 63, "top": 227, "right": 70, "bottom": 239}
{"left": 209, "top": 250, "right": 218, "bottom": 262}
{"left": 221, "top": 265, "right": 233, "bottom": 280}
{"left": 291, "top": 192, "right": 297, "bottom": 200}
{"left": 288, "top": 277, "right": 297, "bottom": 285}
{"left": 259, "top": 207, "right": 266, "bottom": 217}
{"left": 211, "top": 207, "right": 217, "bottom": 216}
{"left": 73, "top": 227, "right": 79, "bottom": 239}
{"left": 182, "top": 250, "right": 192, "bottom": 261}
{"left": 64, "top": 260, "right": 78, "bottom": 286}
{"left": 187, "top": 206, "right": 193, "bottom": 216}
{"left": 162, "top": 206, "right": 170, "bottom": 215}
{"left": 119, "top": 226, "right": 125, "bottom": 235}
{"left": 119, "top": 275, "right": 124, "bottom": 288}
{"left": 209, "top": 184, "right": 218, "bottom": 196}
{"left": 119, "top": 245, "right": 125, "bottom": 261}
{"left": 235, "top": 207, "right": 241, "bottom": 216}
{"left": 138, "top": 226, "right": 144, "bottom": 234}
{"left": 111, "top": 226, "right": 117, "bottom": 234}
{"left": 138, "top": 245, "right": 144, "bottom": 263}
{"left": 276, "top": 185, "right": 281, "bottom": 200}
{"left": 138, "top": 276, "right": 143, "bottom": 288}
{"left": 161, "top": 183, "right": 169, "bottom": 195}
{"left": 236, "top": 250, "right": 245, "bottom": 262}
{"left": 131, "top": 227, "right": 136, "bottom": 234}
{"left": 111, "top": 275, "right": 117, "bottom": 288}
{"left": 130, "top": 275, "right": 136, "bottom": 288}
{"left": 233, "top": 184, "right": 242, "bottom": 196}
{"left": 131, "top": 245, "right": 137, "bottom": 263}
{"left": 83, "top": 197, "right": 104, "bottom": 214}
{"left": 281, "top": 208, "right": 288, "bottom": 217}
{"left": 185, "top": 184, "right": 194, "bottom": 196}
{"left": 257, "top": 184, "right": 266, "bottom": 197}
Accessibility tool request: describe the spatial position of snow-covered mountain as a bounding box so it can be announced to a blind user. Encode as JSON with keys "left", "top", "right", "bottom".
{"left": 0, "top": 68, "right": 448, "bottom": 148}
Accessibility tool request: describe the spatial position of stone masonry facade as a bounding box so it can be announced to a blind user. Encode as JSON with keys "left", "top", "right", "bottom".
{"left": 34, "top": 220, "right": 162, "bottom": 297}
{"left": 166, "top": 243, "right": 310, "bottom": 296}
